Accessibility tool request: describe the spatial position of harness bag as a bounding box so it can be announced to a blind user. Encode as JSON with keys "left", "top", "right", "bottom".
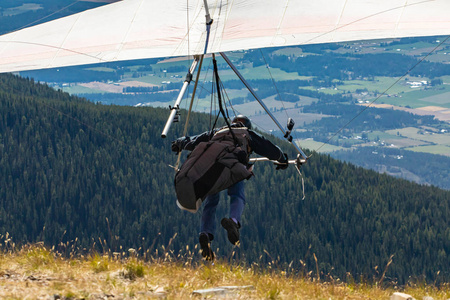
{"left": 175, "top": 127, "right": 252, "bottom": 213}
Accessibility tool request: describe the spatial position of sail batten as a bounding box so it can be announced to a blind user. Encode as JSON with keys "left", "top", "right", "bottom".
{"left": 0, "top": 0, "right": 449, "bottom": 73}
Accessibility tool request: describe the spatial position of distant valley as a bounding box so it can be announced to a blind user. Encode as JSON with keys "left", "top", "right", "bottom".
{"left": 20, "top": 38, "right": 450, "bottom": 189}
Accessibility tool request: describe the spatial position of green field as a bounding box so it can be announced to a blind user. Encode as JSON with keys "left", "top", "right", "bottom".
{"left": 216, "top": 65, "right": 305, "bottom": 81}
{"left": 130, "top": 74, "right": 184, "bottom": 85}
{"left": 366, "top": 131, "right": 399, "bottom": 141}
{"left": 386, "top": 127, "right": 450, "bottom": 145}
{"left": 342, "top": 77, "right": 407, "bottom": 94}
{"left": 405, "top": 144, "right": 450, "bottom": 156}
{"left": 295, "top": 139, "right": 347, "bottom": 153}
{"left": 384, "top": 138, "right": 429, "bottom": 148}
{"left": 426, "top": 52, "right": 450, "bottom": 63}
{"left": 85, "top": 67, "right": 116, "bottom": 73}
{"left": 272, "top": 47, "right": 316, "bottom": 56}
{"left": 420, "top": 90, "right": 450, "bottom": 105}
{"left": 376, "top": 85, "right": 450, "bottom": 109}
{"left": 384, "top": 41, "right": 436, "bottom": 52}
{"left": 441, "top": 75, "right": 450, "bottom": 84}
{"left": 62, "top": 85, "right": 107, "bottom": 94}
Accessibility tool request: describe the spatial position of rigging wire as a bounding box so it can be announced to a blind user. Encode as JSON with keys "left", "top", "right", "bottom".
{"left": 209, "top": 66, "right": 216, "bottom": 129}
{"left": 259, "top": 49, "right": 302, "bottom": 143}
{"left": 194, "top": 57, "right": 214, "bottom": 112}
{"left": 315, "top": 35, "right": 450, "bottom": 152}
{"left": 216, "top": 68, "right": 272, "bottom": 133}
{"left": 214, "top": 57, "right": 281, "bottom": 135}
{"left": 212, "top": 61, "right": 273, "bottom": 138}
{"left": 260, "top": 49, "right": 289, "bottom": 120}
{"left": 208, "top": 78, "right": 221, "bottom": 132}
{"left": 212, "top": 54, "right": 240, "bottom": 144}
{"left": 219, "top": 79, "right": 237, "bottom": 118}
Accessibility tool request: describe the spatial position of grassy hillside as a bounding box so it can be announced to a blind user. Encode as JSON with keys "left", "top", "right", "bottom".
{"left": 0, "top": 244, "right": 448, "bottom": 299}
{"left": 0, "top": 73, "right": 449, "bottom": 285}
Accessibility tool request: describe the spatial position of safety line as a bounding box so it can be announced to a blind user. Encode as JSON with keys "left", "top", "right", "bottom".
{"left": 315, "top": 35, "right": 450, "bottom": 152}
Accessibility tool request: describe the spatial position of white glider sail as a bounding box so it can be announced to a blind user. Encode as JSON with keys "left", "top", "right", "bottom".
{"left": 0, "top": 0, "right": 449, "bottom": 73}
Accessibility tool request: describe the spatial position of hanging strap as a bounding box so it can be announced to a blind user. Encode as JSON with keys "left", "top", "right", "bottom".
{"left": 212, "top": 54, "right": 240, "bottom": 147}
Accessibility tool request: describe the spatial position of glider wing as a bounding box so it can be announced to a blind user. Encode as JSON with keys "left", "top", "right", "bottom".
{"left": 0, "top": 0, "right": 449, "bottom": 72}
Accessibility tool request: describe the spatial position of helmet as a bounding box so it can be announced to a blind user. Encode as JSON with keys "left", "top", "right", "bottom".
{"left": 232, "top": 115, "right": 252, "bottom": 129}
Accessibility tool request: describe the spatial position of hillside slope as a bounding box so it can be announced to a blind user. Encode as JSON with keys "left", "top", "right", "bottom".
{"left": 1, "top": 246, "right": 448, "bottom": 299}
{"left": 0, "top": 73, "right": 449, "bottom": 284}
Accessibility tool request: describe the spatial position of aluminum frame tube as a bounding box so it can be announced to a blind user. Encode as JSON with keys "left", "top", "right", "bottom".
{"left": 161, "top": 57, "right": 199, "bottom": 138}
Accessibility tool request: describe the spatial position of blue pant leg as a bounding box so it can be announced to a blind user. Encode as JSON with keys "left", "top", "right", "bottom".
{"left": 200, "top": 192, "right": 220, "bottom": 236}
{"left": 228, "top": 180, "right": 245, "bottom": 224}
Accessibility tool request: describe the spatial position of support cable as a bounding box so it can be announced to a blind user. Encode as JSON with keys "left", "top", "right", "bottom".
{"left": 219, "top": 79, "right": 237, "bottom": 118}
{"left": 260, "top": 49, "right": 289, "bottom": 120}
{"left": 220, "top": 52, "right": 308, "bottom": 160}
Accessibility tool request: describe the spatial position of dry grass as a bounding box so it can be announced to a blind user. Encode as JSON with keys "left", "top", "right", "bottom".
{"left": 0, "top": 241, "right": 448, "bottom": 299}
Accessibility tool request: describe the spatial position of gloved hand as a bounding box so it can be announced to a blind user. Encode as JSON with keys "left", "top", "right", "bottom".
{"left": 171, "top": 136, "right": 190, "bottom": 153}
{"left": 171, "top": 140, "right": 182, "bottom": 153}
{"left": 276, "top": 153, "right": 289, "bottom": 170}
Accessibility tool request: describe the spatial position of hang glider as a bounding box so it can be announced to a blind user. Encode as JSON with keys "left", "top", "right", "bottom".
{"left": 0, "top": 0, "right": 449, "bottom": 73}
{"left": 1, "top": 0, "right": 449, "bottom": 168}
